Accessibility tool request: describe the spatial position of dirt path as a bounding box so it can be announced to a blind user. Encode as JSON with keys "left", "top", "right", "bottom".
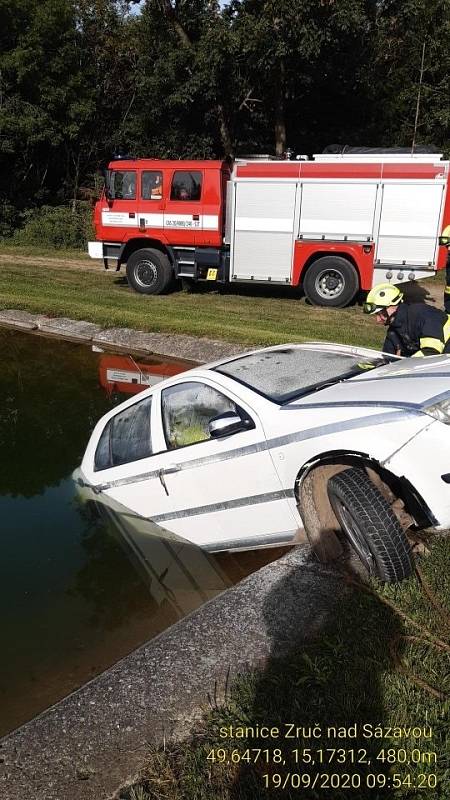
{"left": 0, "top": 253, "right": 101, "bottom": 272}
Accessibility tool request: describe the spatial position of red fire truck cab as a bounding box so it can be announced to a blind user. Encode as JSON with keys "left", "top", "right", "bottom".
{"left": 88, "top": 153, "right": 450, "bottom": 307}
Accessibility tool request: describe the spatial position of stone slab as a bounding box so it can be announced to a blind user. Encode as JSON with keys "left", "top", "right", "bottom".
{"left": 92, "top": 328, "right": 244, "bottom": 363}
{"left": 0, "top": 312, "right": 244, "bottom": 364}
{"left": 0, "top": 309, "right": 42, "bottom": 331}
{"left": 0, "top": 547, "right": 344, "bottom": 800}
{"left": 37, "top": 317, "right": 102, "bottom": 343}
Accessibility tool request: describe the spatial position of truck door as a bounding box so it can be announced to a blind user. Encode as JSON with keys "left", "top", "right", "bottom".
{"left": 163, "top": 169, "right": 204, "bottom": 246}
{"left": 137, "top": 169, "right": 165, "bottom": 238}
{"left": 101, "top": 169, "right": 138, "bottom": 241}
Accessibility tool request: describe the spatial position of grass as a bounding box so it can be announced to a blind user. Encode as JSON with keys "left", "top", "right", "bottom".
{"left": 121, "top": 538, "right": 450, "bottom": 800}
{"left": 0, "top": 248, "right": 444, "bottom": 350}
{"left": 0, "top": 242, "right": 89, "bottom": 260}
{"left": 0, "top": 258, "right": 401, "bottom": 350}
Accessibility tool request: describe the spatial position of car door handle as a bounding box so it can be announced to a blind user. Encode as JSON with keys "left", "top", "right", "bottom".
{"left": 163, "top": 464, "right": 181, "bottom": 475}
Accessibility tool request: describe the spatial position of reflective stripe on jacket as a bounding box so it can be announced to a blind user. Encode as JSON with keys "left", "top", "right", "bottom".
{"left": 382, "top": 303, "right": 450, "bottom": 357}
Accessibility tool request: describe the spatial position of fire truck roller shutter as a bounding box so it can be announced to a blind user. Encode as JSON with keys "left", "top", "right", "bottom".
{"left": 126, "top": 248, "right": 173, "bottom": 295}
{"left": 303, "top": 256, "right": 359, "bottom": 307}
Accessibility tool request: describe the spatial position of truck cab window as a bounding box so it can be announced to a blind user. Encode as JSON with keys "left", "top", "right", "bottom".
{"left": 112, "top": 170, "right": 136, "bottom": 200}
{"left": 170, "top": 171, "right": 202, "bottom": 202}
{"left": 142, "top": 171, "right": 163, "bottom": 200}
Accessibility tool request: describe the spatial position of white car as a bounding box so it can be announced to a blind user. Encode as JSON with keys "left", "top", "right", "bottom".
{"left": 77, "top": 342, "right": 450, "bottom": 583}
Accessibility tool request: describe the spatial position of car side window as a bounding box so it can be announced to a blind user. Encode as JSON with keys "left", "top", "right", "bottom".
{"left": 162, "top": 382, "right": 238, "bottom": 450}
{"left": 170, "top": 171, "right": 202, "bottom": 201}
{"left": 94, "top": 396, "right": 152, "bottom": 470}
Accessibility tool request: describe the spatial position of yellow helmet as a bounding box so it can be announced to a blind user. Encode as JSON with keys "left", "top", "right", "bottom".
{"left": 439, "top": 224, "right": 450, "bottom": 247}
{"left": 363, "top": 283, "right": 404, "bottom": 315}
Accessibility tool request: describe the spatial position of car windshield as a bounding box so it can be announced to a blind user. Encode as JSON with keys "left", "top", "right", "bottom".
{"left": 215, "top": 347, "right": 395, "bottom": 404}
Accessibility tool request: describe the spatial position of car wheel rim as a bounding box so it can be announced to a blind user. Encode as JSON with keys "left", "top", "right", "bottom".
{"left": 333, "top": 498, "right": 375, "bottom": 573}
{"left": 135, "top": 259, "right": 158, "bottom": 288}
{"left": 314, "top": 269, "right": 344, "bottom": 299}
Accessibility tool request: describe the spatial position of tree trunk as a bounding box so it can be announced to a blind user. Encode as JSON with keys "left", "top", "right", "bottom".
{"left": 274, "top": 59, "right": 287, "bottom": 157}
{"left": 217, "top": 104, "right": 233, "bottom": 156}
{"left": 159, "top": 0, "right": 192, "bottom": 48}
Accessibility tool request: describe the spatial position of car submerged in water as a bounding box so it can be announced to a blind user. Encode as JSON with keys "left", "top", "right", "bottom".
{"left": 76, "top": 342, "right": 450, "bottom": 583}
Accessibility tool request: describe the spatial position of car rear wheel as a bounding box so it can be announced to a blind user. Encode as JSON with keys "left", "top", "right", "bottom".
{"left": 126, "top": 248, "right": 173, "bottom": 295}
{"left": 327, "top": 467, "right": 414, "bottom": 583}
{"left": 303, "top": 256, "right": 359, "bottom": 307}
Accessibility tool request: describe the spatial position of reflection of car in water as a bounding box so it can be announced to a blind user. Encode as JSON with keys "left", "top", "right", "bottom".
{"left": 98, "top": 354, "right": 191, "bottom": 397}
{"left": 78, "top": 342, "right": 450, "bottom": 583}
{"left": 74, "top": 472, "right": 232, "bottom": 616}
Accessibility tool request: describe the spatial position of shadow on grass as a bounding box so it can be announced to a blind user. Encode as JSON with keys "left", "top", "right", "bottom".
{"left": 228, "top": 561, "right": 403, "bottom": 800}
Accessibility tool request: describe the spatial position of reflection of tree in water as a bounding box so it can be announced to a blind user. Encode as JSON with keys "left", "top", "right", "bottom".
{"left": 228, "top": 562, "right": 403, "bottom": 800}
{"left": 67, "top": 502, "right": 179, "bottom": 633}
{"left": 0, "top": 330, "right": 117, "bottom": 496}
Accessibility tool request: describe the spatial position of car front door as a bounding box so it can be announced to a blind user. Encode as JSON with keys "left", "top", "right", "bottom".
{"left": 141, "top": 378, "right": 298, "bottom": 550}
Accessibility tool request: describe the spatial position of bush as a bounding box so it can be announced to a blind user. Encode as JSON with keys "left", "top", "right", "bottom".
{"left": 13, "top": 203, "right": 94, "bottom": 249}
{"left": 0, "top": 199, "right": 20, "bottom": 239}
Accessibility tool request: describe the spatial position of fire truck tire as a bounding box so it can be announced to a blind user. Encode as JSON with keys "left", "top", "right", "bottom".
{"left": 126, "top": 248, "right": 173, "bottom": 295}
{"left": 303, "top": 256, "right": 359, "bottom": 307}
{"left": 327, "top": 467, "right": 414, "bottom": 583}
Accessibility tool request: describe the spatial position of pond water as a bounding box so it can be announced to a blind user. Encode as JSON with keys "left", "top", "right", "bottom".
{"left": 0, "top": 328, "right": 285, "bottom": 737}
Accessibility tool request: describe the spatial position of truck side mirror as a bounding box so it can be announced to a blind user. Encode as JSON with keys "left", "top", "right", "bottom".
{"left": 104, "top": 170, "right": 114, "bottom": 205}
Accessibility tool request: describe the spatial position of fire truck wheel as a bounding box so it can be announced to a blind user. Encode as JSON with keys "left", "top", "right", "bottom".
{"left": 126, "top": 248, "right": 173, "bottom": 295}
{"left": 303, "top": 256, "right": 359, "bottom": 307}
{"left": 327, "top": 467, "right": 414, "bottom": 583}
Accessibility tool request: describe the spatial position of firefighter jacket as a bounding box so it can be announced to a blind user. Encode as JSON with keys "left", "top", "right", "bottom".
{"left": 382, "top": 303, "right": 450, "bottom": 357}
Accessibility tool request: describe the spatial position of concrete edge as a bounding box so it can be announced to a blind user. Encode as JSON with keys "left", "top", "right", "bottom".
{"left": 0, "top": 547, "right": 346, "bottom": 800}
{"left": 0, "top": 310, "right": 245, "bottom": 363}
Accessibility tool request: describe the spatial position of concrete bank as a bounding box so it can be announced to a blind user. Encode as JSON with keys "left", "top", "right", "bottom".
{"left": 0, "top": 309, "right": 245, "bottom": 363}
{"left": 0, "top": 546, "right": 345, "bottom": 800}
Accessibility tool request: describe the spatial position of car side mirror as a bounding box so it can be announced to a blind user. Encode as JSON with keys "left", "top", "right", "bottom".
{"left": 209, "top": 411, "right": 252, "bottom": 439}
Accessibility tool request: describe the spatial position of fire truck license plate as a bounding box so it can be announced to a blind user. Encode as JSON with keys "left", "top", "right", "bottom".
{"left": 206, "top": 269, "right": 218, "bottom": 280}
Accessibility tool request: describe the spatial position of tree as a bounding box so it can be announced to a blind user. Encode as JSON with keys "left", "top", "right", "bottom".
{"left": 361, "top": 0, "right": 450, "bottom": 152}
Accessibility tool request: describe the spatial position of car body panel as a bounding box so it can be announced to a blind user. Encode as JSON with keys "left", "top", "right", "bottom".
{"left": 77, "top": 343, "right": 450, "bottom": 551}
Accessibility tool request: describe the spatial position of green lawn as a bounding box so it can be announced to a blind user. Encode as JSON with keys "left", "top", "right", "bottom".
{"left": 0, "top": 258, "right": 398, "bottom": 350}
{"left": 0, "top": 243, "right": 90, "bottom": 260}
{"left": 122, "top": 538, "right": 450, "bottom": 800}
{"left": 0, "top": 248, "right": 445, "bottom": 351}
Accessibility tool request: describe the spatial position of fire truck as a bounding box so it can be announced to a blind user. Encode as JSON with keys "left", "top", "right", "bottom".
{"left": 88, "top": 151, "right": 450, "bottom": 308}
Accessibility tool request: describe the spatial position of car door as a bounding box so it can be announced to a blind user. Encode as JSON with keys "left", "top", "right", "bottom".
{"left": 140, "top": 378, "right": 298, "bottom": 551}
{"left": 86, "top": 393, "right": 174, "bottom": 532}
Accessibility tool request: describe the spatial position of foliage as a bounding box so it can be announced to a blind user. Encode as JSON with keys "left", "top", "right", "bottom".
{"left": 12, "top": 203, "right": 93, "bottom": 249}
{"left": 0, "top": 0, "right": 448, "bottom": 236}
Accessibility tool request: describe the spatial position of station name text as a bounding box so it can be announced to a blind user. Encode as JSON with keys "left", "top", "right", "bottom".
{"left": 218, "top": 724, "right": 433, "bottom": 741}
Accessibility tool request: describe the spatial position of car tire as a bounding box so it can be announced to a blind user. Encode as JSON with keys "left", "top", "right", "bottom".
{"left": 126, "top": 248, "right": 173, "bottom": 295}
{"left": 327, "top": 467, "right": 414, "bottom": 583}
{"left": 303, "top": 256, "right": 359, "bottom": 308}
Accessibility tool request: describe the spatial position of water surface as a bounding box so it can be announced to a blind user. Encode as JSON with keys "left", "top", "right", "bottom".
{"left": 0, "top": 329, "right": 285, "bottom": 736}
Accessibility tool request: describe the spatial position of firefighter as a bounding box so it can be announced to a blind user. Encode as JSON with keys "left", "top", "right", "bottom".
{"left": 363, "top": 283, "right": 450, "bottom": 356}
{"left": 439, "top": 225, "right": 450, "bottom": 313}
